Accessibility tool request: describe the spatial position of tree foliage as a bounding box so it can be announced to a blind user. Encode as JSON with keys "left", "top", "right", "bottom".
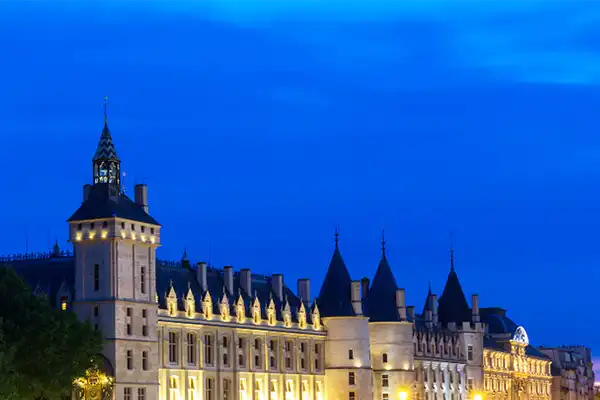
{"left": 0, "top": 266, "right": 103, "bottom": 400}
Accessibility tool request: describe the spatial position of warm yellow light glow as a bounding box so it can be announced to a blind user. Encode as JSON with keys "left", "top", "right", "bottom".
{"left": 75, "top": 232, "right": 82, "bottom": 241}
{"left": 399, "top": 391, "right": 408, "bottom": 400}
{"left": 61, "top": 300, "right": 67, "bottom": 311}
{"left": 120, "top": 230, "right": 126, "bottom": 239}
{"left": 141, "top": 234, "right": 147, "bottom": 242}
{"left": 354, "top": 361, "right": 363, "bottom": 368}
{"left": 88, "top": 231, "right": 96, "bottom": 239}
{"left": 474, "top": 393, "right": 484, "bottom": 400}
{"left": 101, "top": 230, "right": 108, "bottom": 239}
{"left": 150, "top": 235, "right": 156, "bottom": 244}
{"left": 131, "top": 232, "right": 136, "bottom": 240}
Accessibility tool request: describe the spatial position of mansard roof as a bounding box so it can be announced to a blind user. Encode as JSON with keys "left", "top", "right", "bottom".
{"left": 68, "top": 184, "right": 159, "bottom": 225}
{"left": 364, "top": 254, "right": 400, "bottom": 322}
{"left": 316, "top": 246, "right": 355, "bottom": 318}
{"left": 437, "top": 253, "right": 470, "bottom": 325}
{"left": 93, "top": 123, "right": 119, "bottom": 161}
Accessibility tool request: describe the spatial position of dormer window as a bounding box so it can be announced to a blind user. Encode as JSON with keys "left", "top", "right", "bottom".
{"left": 131, "top": 224, "right": 135, "bottom": 231}
{"left": 141, "top": 226, "right": 145, "bottom": 233}
{"left": 150, "top": 228, "right": 155, "bottom": 234}
{"left": 121, "top": 222, "right": 125, "bottom": 229}
{"left": 78, "top": 223, "right": 82, "bottom": 230}
{"left": 90, "top": 222, "right": 95, "bottom": 229}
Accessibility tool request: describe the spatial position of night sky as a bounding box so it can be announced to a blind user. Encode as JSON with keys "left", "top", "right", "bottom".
{"left": 1, "top": 0, "right": 599, "bottom": 368}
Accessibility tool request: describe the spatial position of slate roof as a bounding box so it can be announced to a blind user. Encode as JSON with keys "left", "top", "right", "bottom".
{"left": 364, "top": 252, "right": 401, "bottom": 322}
{"left": 94, "top": 123, "right": 119, "bottom": 161}
{"left": 481, "top": 307, "right": 550, "bottom": 360}
{"left": 316, "top": 244, "right": 355, "bottom": 318}
{"left": 68, "top": 184, "right": 160, "bottom": 225}
{"left": 437, "top": 250, "right": 471, "bottom": 325}
{"left": 422, "top": 283, "right": 433, "bottom": 315}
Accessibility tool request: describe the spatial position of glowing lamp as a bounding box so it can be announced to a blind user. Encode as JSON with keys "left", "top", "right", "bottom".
{"left": 399, "top": 391, "right": 408, "bottom": 400}
{"left": 120, "top": 230, "right": 126, "bottom": 239}
{"left": 150, "top": 236, "right": 156, "bottom": 244}
{"left": 131, "top": 232, "right": 136, "bottom": 240}
{"left": 75, "top": 232, "right": 82, "bottom": 241}
{"left": 141, "top": 234, "right": 147, "bottom": 243}
{"left": 101, "top": 230, "right": 108, "bottom": 239}
{"left": 473, "top": 393, "right": 483, "bottom": 400}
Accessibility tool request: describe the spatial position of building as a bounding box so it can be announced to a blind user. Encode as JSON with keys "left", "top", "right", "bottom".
{"left": 480, "top": 309, "right": 552, "bottom": 400}
{"left": 539, "top": 346, "right": 595, "bottom": 400}
{"left": 0, "top": 113, "right": 582, "bottom": 400}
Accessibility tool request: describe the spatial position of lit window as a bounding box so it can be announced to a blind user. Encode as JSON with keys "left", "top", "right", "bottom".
{"left": 383, "top": 394, "right": 389, "bottom": 400}
{"left": 169, "top": 376, "right": 179, "bottom": 400}
{"left": 349, "top": 392, "right": 356, "bottom": 400}
{"left": 189, "top": 378, "right": 198, "bottom": 400}
{"left": 223, "top": 379, "right": 230, "bottom": 400}
{"left": 382, "top": 374, "right": 389, "bottom": 387}
{"left": 61, "top": 297, "right": 68, "bottom": 311}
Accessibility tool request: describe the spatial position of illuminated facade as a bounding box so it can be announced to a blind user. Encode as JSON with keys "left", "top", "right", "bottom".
{"left": 4, "top": 112, "right": 589, "bottom": 400}
{"left": 480, "top": 311, "right": 552, "bottom": 400}
{"left": 539, "top": 346, "right": 595, "bottom": 400}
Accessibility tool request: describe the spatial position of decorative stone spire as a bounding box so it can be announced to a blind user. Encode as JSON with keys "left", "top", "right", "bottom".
{"left": 92, "top": 95, "right": 121, "bottom": 195}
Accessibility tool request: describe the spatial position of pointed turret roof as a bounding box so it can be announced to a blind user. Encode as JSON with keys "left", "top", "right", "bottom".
{"left": 422, "top": 282, "right": 432, "bottom": 315}
{"left": 437, "top": 248, "right": 470, "bottom": 324}
{"left": 364, "top": 232, "right": 401, "bottom": 322}
{"left": 316, "top": 232, "right": 355, "bottom": 318}
{"left": 93, "top": 123, "right": 119, "bottom": 161}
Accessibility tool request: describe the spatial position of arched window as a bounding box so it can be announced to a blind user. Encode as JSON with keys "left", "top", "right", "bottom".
{"left": 348, "top": 349, "right": 354, "bottom": 360}
{"left": 382, "top": 353, "right": 388, "bottom": 363}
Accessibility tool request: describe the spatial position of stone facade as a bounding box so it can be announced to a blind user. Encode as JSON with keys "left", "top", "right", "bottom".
{"left": 539, "top": 346, "right": 595, "bottom": 400}
{"left": 2, "top": 115, "right": 595, "bottom": 400}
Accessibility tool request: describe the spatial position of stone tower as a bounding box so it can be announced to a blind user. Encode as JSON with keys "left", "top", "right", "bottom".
{"left": 364, "top": 237, "right": 414, "bottom": 400}
{"left": 68, "top": 111, "right": 162, "bottom": 400}
{"left": 317, "top": 232, "right": 373, "bottom": 400}
{"left": 437, "top": 248, "right": 485, "bottom": 396}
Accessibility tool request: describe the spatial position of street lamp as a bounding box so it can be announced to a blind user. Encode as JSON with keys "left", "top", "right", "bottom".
{"left": 399, "top": 391, "right": 408, "bottom": 400}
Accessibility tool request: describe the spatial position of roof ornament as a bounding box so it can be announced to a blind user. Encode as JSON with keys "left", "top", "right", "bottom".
{"left": 381, "top": 229, "right": 386, "bottom": 258}
{"left": 449, "top": 230, "right": 455, "bottom": 272}
{"left": 334, "top": 225, "right": 340, "bottom": 249}
{"left": 103, "top": 94, "right": 109, "bottom": 126}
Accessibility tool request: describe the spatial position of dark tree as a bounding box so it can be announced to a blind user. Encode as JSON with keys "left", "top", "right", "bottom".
{"left": 0, "top": 267, "right": 103, "bottom": 400}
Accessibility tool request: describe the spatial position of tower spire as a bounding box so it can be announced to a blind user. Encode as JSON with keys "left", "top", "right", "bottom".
{"left": 449, "top": 230, "right": 455, "bottom": 271}
{"left": 381, "top": 229, "right": 386, "bottom": 258}
{"left": 334, "top": 225, "right": 340, "bottom": 249}
{"left": 103, "top": 94, "right": 108, "bottom": 125}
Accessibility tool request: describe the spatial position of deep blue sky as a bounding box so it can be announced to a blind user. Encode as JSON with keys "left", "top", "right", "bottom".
{"left": 1, "top": 0, "right": 599, "bottom": 365}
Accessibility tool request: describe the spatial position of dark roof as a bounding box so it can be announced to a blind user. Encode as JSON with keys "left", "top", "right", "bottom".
{"left": 422, "top": 283, "right": 432, "bottom": 315}
{"left": 316, "top": 246, "right": 355, "bottom": 318}
{"left": 94, "top": 123, "right": 119, "bottom": 161}
{"left": 68, "top": 184, "right": 160, "bottom": 225}
{"left": 437, "top": 253, "right": 471, "bottom": 324}
{"left": 364, "top": 253, "right": 400, "bottom": 322}
{"left": 152, "top": 262, "right": 310, "bottom": 322}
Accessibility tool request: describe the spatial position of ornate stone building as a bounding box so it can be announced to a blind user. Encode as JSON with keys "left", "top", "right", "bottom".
{"left": 539, "top": 346, "right": 595, "bottom": 400}
{"left": 1, "top": 113, "right": 588, "bottom": 400}
{"left": 480, "top": 309, "right": 552, "bottom": 400}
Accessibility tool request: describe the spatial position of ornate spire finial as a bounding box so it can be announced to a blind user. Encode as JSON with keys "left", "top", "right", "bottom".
{"left": 334, "top": 225, "right": 340, "bottom": 249}
{"left": 103, "top": 94, "right": 108, "bottom": 125}
{"left": 381, "top": 229, "right": 386, "bottom": 257}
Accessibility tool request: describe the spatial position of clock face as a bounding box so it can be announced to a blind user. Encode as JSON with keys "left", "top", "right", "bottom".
{"left": 88, "top": 387, "right": 100, "bottom": 400}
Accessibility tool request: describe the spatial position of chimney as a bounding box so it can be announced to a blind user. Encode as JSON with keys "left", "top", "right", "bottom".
{"left": 472, "top": 294, "right": 480, "bottom": 322}
{"left": 196, "top": 262, "right": 207, "bottom": 292}
{"left": 224, "top": 266, "right": 233, "bottom": 295}
{"left": 271, "top": 274, "right": 283, "bottom": 301}
{"left": 396, "top": 288, "right": 407, "bottom": 320}
{"left": 240, "top": 268, "right": 251, "bottom": 295}
{"left": 360, "top": 277, "right": 370, "bottom": 299}
{"left": 297, "top": 279, "right": 310, "bottom": 302}
{"left": 135, "top": 184, "right": 149, "bottom": 213}
{"left": 431, "top": 294, "right": 438, "bottom": 325}
{"left": 407, "top": 306, "right": 415, "bottom": 321}
{"left": 351, "top": 281, "right": 363, "bottom": 315}
{"left": 83, "top": 184, "right": 92, "bottom": 202}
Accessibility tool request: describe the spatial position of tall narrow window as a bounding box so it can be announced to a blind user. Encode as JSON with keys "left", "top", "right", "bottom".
{"left": 204, "top": 334, "right": 214, "bottom": 365}
{"left": 168, "top": 332, "right": 178, "bottom": 364}
{"left": 383, "top": 394, "right": 389, "bottom": 400}
{"left": 142, "top": 351, "right": 148, "bottom": 371}
{"left": 141, "top": 267, "right": 146, "bottom": 294}
{"left": 382, "top": 374, "right": 389, "bottom": 388}
{"left": 60, "top": 296, "right": 68, "bottom": 311}
{"left": 467, "top": 345, "right": 473, "bottom": 361}
{"left": 348, "top": 349, "right": 354, "bottom": 360}
{"left": 270, "top": 339, "right": 278, "bottom": 370}
{"left": 349, "top": 372, "right": 356, "bottom": 385}
{"left": 382, "top": 353, "right": 388, "bottom": 363}
{"left": 189, "top": 378, "right": 197, "bottom": 400}
{"left": 169, "top": 376, "right": 179, "bottom": 400}
{"left": 204, "top": 378, "right": 215, "bottom": 400}
{"left": 127, "top": 350, "right": 133, "bottom": 370}
{"left": 94, "top": 264, "right": 100, "bottom": 291}
{"left": 349, "top": 392, "right": 356, "bottom": 400}
{"left": 254, "top": 338, "right": 262, "bottom": 369}
{"left": 187, "top": 333, "right": 197, "bottom": 365}
{"left": 223, "top": 379, "right": 231, "bottom": 400}
{"left": 238, "top": 338, "right": 246, "bottom": 367}
{"left": 124, "top": 388, "right": 132, "bottom": 400}
{"left": 137, "top": 388, "right": 146, "bottom": 400}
